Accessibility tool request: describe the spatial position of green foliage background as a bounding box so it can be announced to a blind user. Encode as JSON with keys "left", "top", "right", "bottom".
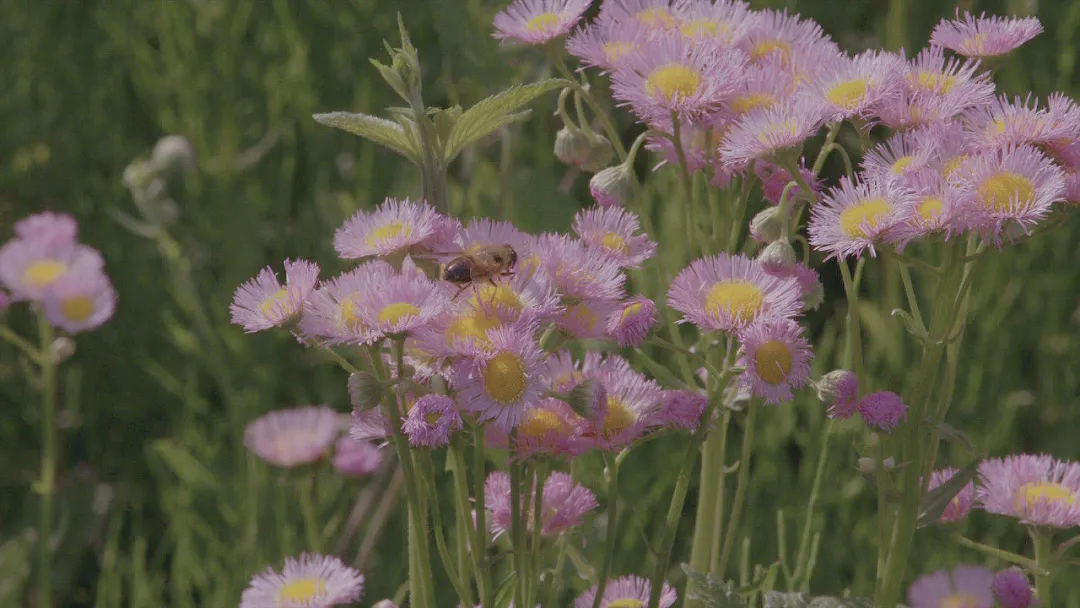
{"left": 1, "top": 0, "right": 1078, "bottom": 606}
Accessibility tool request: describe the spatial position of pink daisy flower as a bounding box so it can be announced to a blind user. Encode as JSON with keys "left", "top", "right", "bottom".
{"left": 402, "top": 394, "right": 463, "bottom": 447}
{"left": 451, "top": 326, "right": 546, "bottom": 431}
{"left": 488, "top": 397, "right": 588, "bottom": 458}
{"left": 493, "top": 0, "right": 593, "bottom": 45}
{"left": 533, "top": 233, "right": 625, "bottom": 303}
{"left": 566, "top": 18, "right": 656, "bottom": 72}
{"left": 433, "top": 218, "right": 532, "bottom": 262}
{"left": 977, "top": 453, "right": 1080, "bottom": 527}
{"left": 542, "top": 349, "right": 603, "bottom": 392}
{"left": 992, "top": 568, "right": 1035, "bottom": 608}
{"left": 739, "top": 9, "right": 839, "bottom": 68}
{"left": 597, "top": 0, "right": 681, "bottom": 31}
{"left": 656, "top": 389, "right": 706, "bottom": 430}
{"left": 819, "top": 369, "right": 860, "bottom": 419}
{"left": 575, "top": 574, "right": 677, "bottom": 608}
{"left": 727, "top": 62, "right": 797, "bottom": 117}
{"left": 572, "top": 206, "right": 657, "bottom": 268}
{"left": 13, "top": 212, "right": 79, "bottom": 244}
{"left": 579, "top": 354, "right": 662, "bottom": 450}
{"left": 41, "top": 269, "right": 117, "bottom": 334}
{"left": 355, "top": 273, "right": 448, "bottom": 337}
{"left": 926, "top": 467, "right": 975, "bottom": 523}
{"left": 950, "top": 144, "right": 1065, "bottom": 244}
{"left": 858, "top": 391, "right": 908, "bottom": 432}
{"left": 674, "top": 0, "right": 755, "bottom": 48}
{"left": 861, "top": 129, "right": 938, "bottom": 185}
{"left": 667, "top": 253, "right": 803, "bottom": 334}
{"left": 930, "top": 12, "right": 1043, "bottom": 58}
{"left": 963, "top": 95, "right": 1080, "bottom": 149}
{"left": 332, "top": 437, "right": 384, "bottom": 477}
{"left": 808, "top": 176, "right": 916, "bottom": 260}
{"left": 230, "top": 259, "right": 320, "bottom": 333}
{"left": 240, "top": 553, "right": 364, "bottom": 608}
{"left": 0, "top": 236, "right": 104, "bottom": 302}
{"left": 333, "top": 197, "right": 457, "bottom": 260}
{"left": 736, "top": 319, "right": 813, "bottom": 405}
{"left": 918, "top": 121, "right": 976, "bottom": 180}
{"left": 811, "top": 50, "right": 906, "bottom": 123}
{"left": 885, "top": 169, "right": 962, "bottom": 248}
{"left": 485, "top": 470, "right": 598, "bottom": 538}
{"left": 609, "top": 33, "right": 748, "bottom": 124}
{"left": 901, "top": 46, "right": 994, "bottom": 120}
{"left": 907, "top": 565, "right": 994, "bottom": 608}
{"left": 299, "top": 261, "right": 394, "bottom": 345}
{"left": 1064, "top": 168, "right": 1080, "bottom": 204}
{"left": 244, "top": 406, "right": 341, "bottom": 468}
{"left": 754, "top": 160, "right": 822, "bottom": 205}
{"left": 606, "top": 295, "right": 657, "bottom": 348}
{"left": 349, "top": 408, "right": 392, "bottom": 443}
{"left": 718, "top": 97, "right": 826, "bottom": 166}
{"left": 558, "top": 298, "right": 618, "bottom": 339}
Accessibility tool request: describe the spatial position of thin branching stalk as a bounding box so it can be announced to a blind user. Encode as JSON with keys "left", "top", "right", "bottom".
{"left": 591, "top": 453, "right": 621, "bottom": 608}
{"left": 37, "top": 313, "right": 57, "bottom": 608}
{"left": 717, "top": 404, "right": 759, "bottom": 576}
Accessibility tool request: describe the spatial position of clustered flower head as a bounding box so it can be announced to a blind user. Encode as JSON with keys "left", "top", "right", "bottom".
{"left": 239, "top": 553, "right": 364, "bottom": 608}
{"left": 0, "top": 212, "right": 117, "bottom": 334}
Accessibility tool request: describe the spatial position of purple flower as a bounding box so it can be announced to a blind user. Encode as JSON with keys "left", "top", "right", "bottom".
{"left": 493, "top": 0, "right": 592, "bottom": 45}
{"left": 656, "top": 390, "right": 706, "bottom": 431}
{"left": 532, "top": 233, "right": 625, "bottom": 304}
{"left": 230, "top": 259, "right": 320, "bottom": 333}
{"left": 739, "top": 9, "right": 839, "bottom": 69}
{"left": 333, "top": 197, "right": 457, "bottom": 260}
{"left": 332, "top": 437, "right": 384, "bottom": 477}
{"left": 579, "top": 354, "right": 662, "bottom": 450}
{"left": 719, "top": 97, "right": 826, "bottom": 166}
{"left": 244, "top": 406, "right": 341, "bottom": 468}
{"left": 14, "top": 212, "right": 78, "bottom": 243}
{"left": 926, "top": 467, "right": 975, "bottom": 523}
{"left": 240, "top": 553, "right": 364, "bottom": 608}
{"left": 674, "top": 0, "right": 755, "bottom": 48}
{"left": 572, "top": 206, "right": 657, "bottom": 269}
{"left": 885, "top": 169, "right": 963, "bottom": 249}
{"left": 596, "top": 0, "right": 681, "bottom": 32}
{"left": 402, "top": 394, "right": 462, "bottom": 447}
{"left": 930, "top": 11, "right": 1043, "bottom": 58}
{"left": 566, "top": 17, "right": 656, "bottom": 73}
{"left": 485, "top": 471, "right": 598, "bottom": 538}
{"left": 41, "top": 269, "right": 117, "bottom": 333}
{"left": 908, "top": 565, "right": 994, "bottom": 608}
{"left": 963, "top": 95, "right": 1080, "bottom": 149}
{"left": 977, "top": 453, "right": 1080, "bottom": 527}
{"left": 755, "top": 161, "right": 821, "bottom": 206}
{"left": 811, "top": 50, "right": 906, "bottom": 123}
{"left": 451, "top": 326, "right": 546, "bottom": 431}
{"left": 808, "top": 175, "right": 916, "bottom": 260}
{"left": 0, "top": 231, "right": 104, "bottom": 302}
{"left": 575, "top": 574, "right": 677, "bottom": 608}
{"left": 858, "top": 391, "right": 908, "bottom": 432}
{"left": 736, "top": 318, "right": 813, "bottom": 405}
{"left": 819, "top": 369, "right": 860, "bottom": 419}
{"left": 488, "top": 397, "right": 587, "bottom": 458}
{"left": 356, "top": 273, "right": 448, "bottom": 337}
{"left": 992, "top": 568, "right": 1036, "bottom": 608}
{"left": 606, "top": 296, "right": 658, "bottom": 348}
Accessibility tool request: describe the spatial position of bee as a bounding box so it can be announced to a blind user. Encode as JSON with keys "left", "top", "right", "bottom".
{"left": 441, "top": 244, "right": 518, "bottom": 301}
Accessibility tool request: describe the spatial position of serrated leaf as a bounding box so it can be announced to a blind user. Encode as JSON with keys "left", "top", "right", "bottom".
{"left": 682, "top": 564, "right": 748, "bottom": 608}
{"left": 444, "top": 78, "right": 570, "bottom": 162}
{"left": 312, "top": 111, "right": 420, "bottom": 163}
{"left": 917, "top": 459, "right": 978, "bottom": 528}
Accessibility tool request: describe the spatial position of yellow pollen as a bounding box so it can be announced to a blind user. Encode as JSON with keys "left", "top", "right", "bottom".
{"left": 756, "top": 120, "right": 798, "bottom": 145}
{"left": 941, "top": 593, "right": 981, "bottom": 608}
{"left": 681, "top": 19, "right": 730, "bottom": 40}
{"left": 635, "top": 8, "right": 674, "bottom": 27}
{"left": 891, "top": 156, "right": 914, "bottom": 174}
{"left": 608, "top": 600, "right": 647, "bottom": 608}
{"left": 365, "top": 221, "right": 410, "bottom": 247}
{"left": 754, "top": 340, "right": 793, "bottom": 385}
{"left": 563, "top": 302, "right": 598, "bottom": 331}
{"left": 990, "top": 117, "right": 1010, "bottom": 136}
{"left": 911, "top": 70, "right": 957, "bottom": 93}
{"left": 602, "top": 397, "right": 635, "bottom": 438}
{"left": 730, "top": 92, "right": 777, "bottom": 114}
{"left": 826, "top": 79, "right": 869, "bottom": 110}
{"left": 470, "top": 284, "right": 524, "bottom": 315}
{"left": 518, "top": 254, "right": 543, "bottom": 280}
{"left": 646, "top": 64, "right": 702, "bottom": 100}
{"left": 339, "top": 299, "right": 366, "bottom": 331}
{"left": 600, "top": 232, "right": 629, "bottom": 254}
{"left": 277, "top": 578, "right": 327, "bottom": 602}
{"left": 554, "top": 371, "right": 584, "bottom": 391}
{"left": 23, "top": 259, "right": 67, "bottom": 288}
{"left": 525, "top": 12, "right": 560, "bottom": 33}
{"left": 603, "top": 41, "right": 636, "bottom": 63}
{"left": 483, "top": 351, "right": 527, "bottom": 404}
{"left": 424, "top": 411, "right": 443, "bottom": 425}
{"left": 839, "top": 198, "right": 892, "bottom": 238}
{"left": 942, "top": 155, "right": 968, "bottom": 178}
{"left": 751, "top": 39, "right": 790, "bottom": 62}
{"left": 520, "top": 409, "right": 566, "bottom": 439}
{"left": 1017, "top": 481, "right": 1077, "bottom": 512}
{"left": 620, "top": 302, "right": 643, "bottom": 321}
{"left": 705, "top": 280, "right": 764, "bottom": 324}
{"left": 964, "top": 33, "right": 989, "bottom": 56}
{"left": 377, "top": 302, "right": 421, "bottom": 326}
{"left": 917, "top": 196, "right": 943, "bottom": 223}
{"left": 446, "top": 314, "right": 501, "bottom": 347}
{"left": 61, "top": 296, "right": 95, "bottom": 323}
{"left": 979, "top": 172, "right": 1035, "bottom": 212}
{"left": 259, "top": 288, "right": 290, "bottom": 316}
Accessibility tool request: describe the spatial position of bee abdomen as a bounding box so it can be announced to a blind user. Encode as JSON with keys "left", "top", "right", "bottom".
{"left": 443, "top": 260, "right": 473, "bottom": 284}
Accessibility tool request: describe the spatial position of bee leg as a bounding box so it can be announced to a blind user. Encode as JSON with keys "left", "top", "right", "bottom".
{"left": 486, "top": 278, "right": 499, "bottom": 309}
{"left": 451, "top": 284, "right": 469, "bottom": 301}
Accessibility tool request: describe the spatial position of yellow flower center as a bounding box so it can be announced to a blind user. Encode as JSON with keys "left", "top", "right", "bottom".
{"left": 365, "top": 221, "right": 410, "bottom": 247}
{"left": 23, "top": 259, "right": 67, "bottom": 288}
{"left": 754, "top": 340, "right": 793, "bottom": 385}
{"left": 730, "top": 92, "right": 777, "bottom": 114}
{"left": 446, "top": 314, "right": 501, "bottom": 347}
{"left": 750, "top": 39, "right": 790, "bottom": 62}
{"left": 756, "top": 120, "right": 798, "bottom": 145}
{"left": 563, "top": 302, "right": 598, "bottom": 331}
{"left": 646, "top": 65, "right": 702, "bottom": 100}
{"left": 603, "top": 41, "right": 636, "bottom": 63}
{"left": 681, "top": 19, "right": 731, "bottom": 41}
{"left": 470, "top": 284, "right": 524, "bottom": 315}
{"left": 61, "top": 296, "right": 95, "bottom": 323}
{"left": 520, "top": 409, "right": 566, "bottom": 439}
{"left": 483, "top": 351, "right": 527, "bottom": 404}
{"left": 941, "top": 593, "right": 981, "bottom": 608}
{"left": 891, "top": 156, "right": 914, "bottom": 174}
{"left": 917, "top": 196, "right": 943, "bottom": 223}
{"left": 425, "top": 411, "right": 443, "bottom": 425}
{"left": 826, "top": 79, "right": 869, "bottom": 110}
{"left": 600, "top": 232, "right": 629, "bottom": 254}
{"left": 603, "top": 397, "right": 635, "bottom": 438}
{"left": 339, "top": 299, "right": 366, "bottom": 331}
{"left": 705, "top": 280, "right": 764, "bottom": 324}
{"left": 259, "top": 288, "right": 290, "bottom": 316}
{"left": 1017, "top": 481, "right": 1077, "bottom": 512}
{"left": 979, "top": 172, "right": 1035, "bottom": 212}
{"left": 554, "top": 371, "right": 585, "bottom": 391}
{"left": 911, "top": 70, "right": 957, "bottom": 93}
{"left": 608, "top": 600, "right": 647, "bottom": 608}
{"left": 635, "top": 8, "right": 674, "bottom": 27}
{"left": 942, "top": 155, "right": 968, "bottom": 178}
{"left": 620, "top": 302, "right": 643, "bottom": 321}
{"left": 377, "top": 302, "right": 421, "bottom": 326}
{"left": 518, "top": 254, "right": 543, "bottom": 280}
{"left": 277, "top": 577, "right": 327, "bottom": 602}
{"left": 964, "top": 33, "right": 989, "bottom": 56}
{"left": 525, "top": 12, "right": 560, "bottom": 33}
{"left": 990, "top": 117, "right": 1010, "bottom": 136}
{"left": 839, "top": 198, "right": 892, "bottom": 238}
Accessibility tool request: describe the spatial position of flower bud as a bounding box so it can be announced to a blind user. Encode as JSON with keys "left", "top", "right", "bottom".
{"left": 50, "top": 337, "right": 76, "bottom": 364}
{"left": 151, "top": 135, "right": 196, "bottom": 174}
{"left": 589, "top": 164, "right": 634, "bottom": 207}
{"left": 857, "top": 457, "right": 877, "bottom": 474}
{"left": 816, "top": 369, "right": 859, "bottom": 419}
{"left": 749, "top": 206, "right": 785, "bottom": 243}
{"left": 582, "top": 132, "right": 615, "bottom": 173}
{"left": 554, "top": 127, "right": 593, "bottom": 167}
{"left": 992, "top": 568, "right": 1035, "bottom": 608}
{"left": 568, "top": 379, "right": 605, "bottom": 419}
{"left": 348, "top": 371, "right": 383, "bottom": 410}
{"left": 802, "top": 277, "right": 825, "bottom": 311}
{"left": 758, "top": 240, "right": 796, "bottom": 274}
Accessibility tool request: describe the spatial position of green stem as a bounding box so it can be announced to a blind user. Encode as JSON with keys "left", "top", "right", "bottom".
{"left": 36, "top": 313, "right": 57, "bottom": 608}
{"left": 671, "top": 112, "right": 701, "bottom": 257}
{"left": 897, "top": 260, "right": 925, "bottom": 331}
{"left": 791, "top": 421, "right": 833, "bottom": 589}
{"left": 421, "top": 454, "right": 472, "bottom": 606}
{"left": 810, "top": 122, "right": 842, "bottom": 177}
{"left": 591, "top": 454, "right": 621, "bottom": 608}
{"left": 510, "top": 442, "right": 527, "bottom": 608}
{"left": 472, "top": 425, "right": 493, "bottom": 602}
{"left": 547, "top": 459, "right": 579, "bottom": 608}
{"left": 708, "top": 410, "right": 732, "bottom": 572}
{"left": 549, "top": 54, "right": 628, "bottom": 160}
{"left": 838, "top": 261, "right": 864, "bottom": 381}
{"left": 686, "top": 411, "right": 728, "bottom": 586}
{"left": 952, "top": 535, "right": 1046, "bottom": 572}
{"left": 450, "top": 442, "right": 486, "bottom": 606}
{"left": 298, "top": 469, "right": 321, "bottom": 551}
{"left": 1032, "top": 528, "right": 1054, "bottom": 605}
{"left": 1, "top": 324, "right": 43, "bottom": 362}
{"left": 527, "top": 464, "right": 549, "bottom": 608}
{"left": 717, "top": 404, "right": 758, "bottom": 576}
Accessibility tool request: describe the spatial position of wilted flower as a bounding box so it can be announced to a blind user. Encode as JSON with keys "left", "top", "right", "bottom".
{"left": 858, "top": 391, "right": 908, "bottom": 431}
{"left": 930, "top": 12, "right": 1043, "bottom": 58}
{"left": 574, "top": 574, "right": 677, "bottom": 608}
{"left": 992, "top": 568, "right": 1036, "bottom": 608}
{"left": 485, "top": 471, "right": 598, "bottom": 538}
{"left": 493, "top": 0, "right": 592, "bottom": 45}
{"left": 240, "top": 553, "right": 364, "bottom": 608}
{"left": 606, "top": 296, "right": 657, "bottom": 348}
{"left": 332, "top": 437, "right": 384, "bottom": 477}
{"left": 977, "top": 453, "right": 1080, "bottom": 527}
{"left": 244, "top": 406, "right": 341, "bottom": 468}
{"left": 402, "top": 394, "right": 462, "bottom": 447}
{"left": 907, "top": 565, "right": 994, "bottom": 608}
{"left": 231, "top": 259, "right": 320, "bottom": 333}
{"left": 818, "top": 369, "right": 860, "bottom": 419}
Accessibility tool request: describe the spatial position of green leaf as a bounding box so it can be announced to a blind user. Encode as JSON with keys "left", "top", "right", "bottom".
{"left": 444, "top": 78, "right": 571, "bottom": 162}
{"left": 634, "top": 349, "right": 691, "bottom": 391}
{"left": 149, "top": 440, "right": 219, "bottom": 491}
{"left": 917, "top": 459, "right": 978, "bottom": 528}
{"left": 682, "top": 564, "right": 748, "bottom": 608}
{"left": 492, "top": 574, "right": 517, "bottom": 608}
{"left": 312, "top": 111, "right": 420, "bottom": 163}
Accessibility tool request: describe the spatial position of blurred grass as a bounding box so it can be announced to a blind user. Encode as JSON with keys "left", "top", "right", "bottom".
{"left": 0, "top": 0, "right": 1078, "bottom": 606}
